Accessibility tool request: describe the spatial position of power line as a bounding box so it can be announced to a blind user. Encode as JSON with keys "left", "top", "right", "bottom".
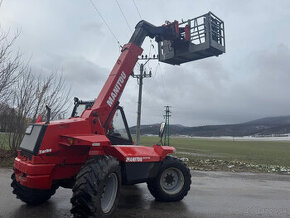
{"left": 148, "top": 41, "right": 153, "bottom": 58}
{"left": 132, "top": 0, "right": 142, "bottom": 20}
{"left": 115, "top": 0, "right": 132, "bottom": 33}
{"left": 89, "top": 0, "right": 121, "bottom": 48}
{"left": 153, "top": 62, "right": 160, "bottom": 79}
{"left": 150, "top": 39, "right": 157, "bottom": 54}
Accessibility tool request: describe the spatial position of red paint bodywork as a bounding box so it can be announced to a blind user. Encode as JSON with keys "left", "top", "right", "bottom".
{"left": 14, "top": 42, "right": 175, "bottom": 190}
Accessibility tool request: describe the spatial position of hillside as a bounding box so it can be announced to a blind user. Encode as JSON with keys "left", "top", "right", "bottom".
{"left": 129, "top": 115, "right": 290, "bottom": 137}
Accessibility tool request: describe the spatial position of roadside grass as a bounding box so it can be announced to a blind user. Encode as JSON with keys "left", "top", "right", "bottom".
{"left": 138, "top": 136, "right": 290, "bottom": 173}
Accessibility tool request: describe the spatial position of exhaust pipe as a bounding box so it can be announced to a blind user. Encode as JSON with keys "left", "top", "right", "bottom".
{"left": 45, "top": 105, "right": 51, "bottom": 124}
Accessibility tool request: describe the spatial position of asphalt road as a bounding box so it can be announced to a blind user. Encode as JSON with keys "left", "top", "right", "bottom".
{"left": 0, "top": 168, "right": 290, "bottom": 218}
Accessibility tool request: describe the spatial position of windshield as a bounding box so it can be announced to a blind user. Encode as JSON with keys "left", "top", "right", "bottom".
{"left": 20, "top": 124, "right": 46, "bottom": 154}
{"left": 71, "top": 101, "right": 94, "bottom": 117}
{"left": 107, "top": 107, "right": 133, "bottom": 145}
{"left": 111, "top": 109, "right": 129, "bottom": 140}
{"left": 74, "top": 104, "right": 86, "bottom": 117}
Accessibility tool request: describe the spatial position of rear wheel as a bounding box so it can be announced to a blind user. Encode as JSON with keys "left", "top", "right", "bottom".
{"left": 11, "top": 173, "right": 57, "bottom": 205}
{"left": 147, "top": 156, "right": 191, "bottom": 202}
{"left": 71, "top": 156, "right": 121, "bottom": 218}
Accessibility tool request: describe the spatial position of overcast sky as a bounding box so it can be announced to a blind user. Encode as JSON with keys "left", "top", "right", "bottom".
{"left": 1, "top": 0, "right": 290, "bottom": 127}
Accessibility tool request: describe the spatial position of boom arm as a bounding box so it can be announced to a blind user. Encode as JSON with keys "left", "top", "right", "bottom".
{"left": 82, "top": 13, "right": 225, "bottom": 131}
{"left": 82, "top": 20, "right": 180, "bottom": 129}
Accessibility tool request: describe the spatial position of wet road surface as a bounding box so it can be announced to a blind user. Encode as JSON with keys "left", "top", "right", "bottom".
{"left": 1, "top": 168, "right": 290, "bottom": 218}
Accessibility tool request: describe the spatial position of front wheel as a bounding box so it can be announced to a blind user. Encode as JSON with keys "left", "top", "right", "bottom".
{"left": 147, "top": 156, "right": 191, "bottom": 202}
{"left": 71, "top": 156, "right": 121, "bottom": 218}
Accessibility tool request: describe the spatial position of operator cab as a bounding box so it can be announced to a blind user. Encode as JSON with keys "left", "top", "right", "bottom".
{"left": 107, "top": 106, "right": 133, "bottom": 145}
{"left": 71, "top": 97, "right": 132, "bottom": 145}
{"left": 71, "top": 97, "right": 94, "bottom": 118}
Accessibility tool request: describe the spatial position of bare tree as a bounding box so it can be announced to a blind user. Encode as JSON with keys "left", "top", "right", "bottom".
{"left": 43, "top": 74, "right": 71, "bottom": 120}
{"left": 8, "top": 69, "right": 35, "bottom": 152}
{"left": 0, "top": 30, "right": 23, "bottom": 106}
{"left": 8, "top": 69, "right": 71, "bottom": 152}
{"left": 31, "top": 73, "right": 70, "bottom": 122}
{"left": 0, "top": 27, "right": 71, "bottom": 152}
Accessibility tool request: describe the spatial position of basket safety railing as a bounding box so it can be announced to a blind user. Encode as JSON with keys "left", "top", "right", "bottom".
{"left": 179, "top": 12, "right": 225, "bottom": 48}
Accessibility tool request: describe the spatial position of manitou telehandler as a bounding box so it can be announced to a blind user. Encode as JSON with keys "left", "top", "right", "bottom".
{"left": 11, "top": 12, "right": 225, "bottom": 217}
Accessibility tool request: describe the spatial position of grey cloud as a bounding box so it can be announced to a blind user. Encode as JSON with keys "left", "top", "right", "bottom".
{"left": 80, "top": 22, "right": 103, "bottom": 33}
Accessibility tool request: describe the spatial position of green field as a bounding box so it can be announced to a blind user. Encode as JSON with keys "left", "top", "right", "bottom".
{"left": 1, "top": 132, "right": 290, "bottom": 173}
{"left": 138, "top": 136, "right": 290, "bottom": 173}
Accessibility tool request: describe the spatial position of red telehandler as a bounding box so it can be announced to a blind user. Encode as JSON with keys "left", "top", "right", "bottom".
{"left": 11, "top": 12, "right": 225, "bottom": 217}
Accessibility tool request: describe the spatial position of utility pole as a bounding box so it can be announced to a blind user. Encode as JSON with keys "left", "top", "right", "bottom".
{"left": 163, "top": 106, "right": 171, "bottom": 146}
{"left": 133, "top": 55, "right": 157, "bottom": 145}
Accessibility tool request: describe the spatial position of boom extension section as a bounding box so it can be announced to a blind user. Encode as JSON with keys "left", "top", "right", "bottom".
{"left": 87, "top": 12, "right": 225, "bottom": 131}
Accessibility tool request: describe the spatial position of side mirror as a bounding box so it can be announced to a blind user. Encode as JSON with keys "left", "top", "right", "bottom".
{"left": 159, "top": 122, "right": 166, "bottom": 138}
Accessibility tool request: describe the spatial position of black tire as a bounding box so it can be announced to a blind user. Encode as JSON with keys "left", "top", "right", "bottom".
{"left": 71, "top": 156, "right": 121, "bottom": 218}
{"left": 147, "top": 156, "right": 191, "bottom": 202}
{"left": 11, "top": 173, "right": 57, "bottom": 205}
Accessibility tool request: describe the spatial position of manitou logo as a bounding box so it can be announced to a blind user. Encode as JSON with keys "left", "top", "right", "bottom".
{"left": 126, "top": 157, "right": 143, "bottom": 162}
{"left": 126, "top": 157, "right": 151, "bottom": 162}
{"left": 107, "top": 71, "right": 126, "bottom": 107}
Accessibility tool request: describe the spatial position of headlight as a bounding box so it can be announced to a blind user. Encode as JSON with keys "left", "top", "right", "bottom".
{"left": 25, "top": 125, "right": 33, "bottom": 135}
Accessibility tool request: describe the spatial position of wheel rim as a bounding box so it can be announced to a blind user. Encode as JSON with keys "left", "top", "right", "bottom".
{"left": 160, "top": 167, "right": 184, "bottom": 195}
{"left": 101, "top": 173, "right": 118, "bottom": 214}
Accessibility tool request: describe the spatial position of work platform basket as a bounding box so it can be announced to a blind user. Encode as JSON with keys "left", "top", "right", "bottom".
{"left": 158, "top": 12, "right": 225, "bottom": 65}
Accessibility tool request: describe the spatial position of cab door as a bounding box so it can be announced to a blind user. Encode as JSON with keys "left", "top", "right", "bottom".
{"left": 107, "top": 106, "right": 133, "bottom": 145}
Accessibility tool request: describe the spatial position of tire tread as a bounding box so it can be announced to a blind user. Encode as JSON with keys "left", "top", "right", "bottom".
{"left": 71, "top": 156, "right": 120, "bottom": 218}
